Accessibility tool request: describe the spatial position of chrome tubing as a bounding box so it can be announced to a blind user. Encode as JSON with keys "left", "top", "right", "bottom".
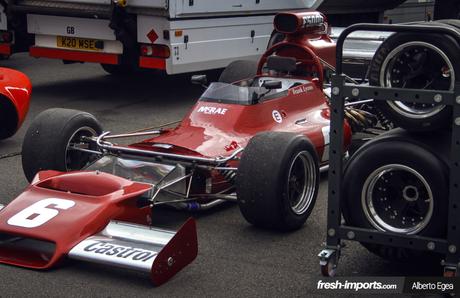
{"left": 96, "top": 132, "right": 244, "bottom": 165}
{"left": 103, "top": 130, "right": 162, "bottom": 140}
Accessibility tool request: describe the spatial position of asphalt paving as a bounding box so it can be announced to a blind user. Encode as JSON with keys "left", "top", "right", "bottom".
{"left": 0, "top": 54, "right": 443, "bottom": 297}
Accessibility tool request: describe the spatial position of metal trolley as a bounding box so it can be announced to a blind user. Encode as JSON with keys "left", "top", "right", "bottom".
{"left": 319, "top": 23, "right": 460, "bottom": 276}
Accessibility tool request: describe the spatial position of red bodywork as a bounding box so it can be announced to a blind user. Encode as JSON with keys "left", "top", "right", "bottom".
{"left": 0, "top": 170, "right": 198, "bottom": 285}
{"left": 0, "top": 67, "right": 31, "bottom": 139}
{"left": 0, "top": 170, "right": 152, "bottom": 269}
{"left": 133, "top": 11, "right": 350, "bottom": 170}
{"left": 139, "top": 83, "right": 340, "bottom": 164}
{"left": 0, "top": 11, "right": 350, "bottom": 284}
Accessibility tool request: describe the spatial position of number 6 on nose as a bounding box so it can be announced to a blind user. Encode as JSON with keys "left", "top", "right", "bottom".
{"left": 7, "top": 198, "right": 75, "bottom": 228}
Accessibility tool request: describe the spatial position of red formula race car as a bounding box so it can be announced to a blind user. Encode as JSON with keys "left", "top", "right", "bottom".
{"left": 0, "top": 12, "right": 360, "bottom": 284}
{"left": 0, "top": 67, "right": 31, "bottom": 140}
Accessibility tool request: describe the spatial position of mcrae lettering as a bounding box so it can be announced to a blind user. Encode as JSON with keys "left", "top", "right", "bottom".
{"left": 83, "top": 241, "right": 156, "bottom": 262}
{"left": 197, "top": 106, "right": 228, "bottom": 115}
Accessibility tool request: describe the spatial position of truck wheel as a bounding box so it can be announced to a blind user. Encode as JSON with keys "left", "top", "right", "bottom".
{"left": 368, "top": 30, "right": 460, "bottom": 131}
{"left": 100, "top": 64, "right": 133, "bottom": 76}
{"left": 218, "top": 60, "right": 258, "bottom": 83}
{"left": 342, "top": 132, "right": 448, "bottom": 261}
{"left": 236, "top": 132, "right": 320, "bottom": 231}
{"left": 22, "top": 108, "right": 103, "bottom": 182}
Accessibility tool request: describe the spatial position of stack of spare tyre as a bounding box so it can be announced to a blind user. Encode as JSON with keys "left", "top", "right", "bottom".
{"left": 342, "top": 20, "right": 460, "bottom": 262}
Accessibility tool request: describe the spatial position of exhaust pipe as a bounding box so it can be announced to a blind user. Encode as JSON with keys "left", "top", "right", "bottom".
{"left": 69, "top": 218, "right": 197, "bottom": 285}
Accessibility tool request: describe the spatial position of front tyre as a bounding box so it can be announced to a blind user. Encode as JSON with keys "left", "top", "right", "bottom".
{"left": 22, "top": 108, "right": 103, "bottom": 182}
{"left": 236, "top": 132, "right": 320, "bottom": 231}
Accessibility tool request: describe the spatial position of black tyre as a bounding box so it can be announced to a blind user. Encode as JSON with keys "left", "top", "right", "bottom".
{"left": 218, "top": 60, "right": 258, "bottom": 83}
{"left": 236, "top": 132, "right": 320, "bottom": 231}
{"left": 100, "top": 63, "right": 133, "bottom": 76}
{"left": 22, "top": 108, "right": 103, "bottom": 182}
{"left": 343, "top": 130, "right": 449, "bottom": 261}
{"left": 436, "top": 19, "right": 460, "bottom": 30}
{"left": 368, "top": 26, "right": 460, "bottom": 131}
{"left": 0, "top": 95, "right": 19, "bottom": 140}
{"left": 267, "top": 31, "right": 285, "bottom": 49}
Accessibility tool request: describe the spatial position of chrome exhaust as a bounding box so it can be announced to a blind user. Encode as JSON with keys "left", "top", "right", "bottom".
{"left": 69, "top": 218, "right": 197, "bottom": 285}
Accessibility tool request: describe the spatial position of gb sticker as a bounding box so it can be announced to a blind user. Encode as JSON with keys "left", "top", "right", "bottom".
{"left": 272, "top": 110, "right": 283, "bottom": 123}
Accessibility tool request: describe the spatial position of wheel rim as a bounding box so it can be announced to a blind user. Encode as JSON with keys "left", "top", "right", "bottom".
{"left": 380, "top": 41, "right": 455, "bottom": 119}
{"left": 361, "top": 164, "right": 434, "bottom": 234}
{"left": 65, "top": 127, "right": 98, "bottom": 171}
{"left": 287, "top": 151, "right": 317, "bottom": 215}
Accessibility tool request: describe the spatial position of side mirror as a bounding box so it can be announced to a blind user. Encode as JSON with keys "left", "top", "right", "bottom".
{"left": 191, "top": 74, "right": 208, "bottom": 86}
{"left": 262, "top": 80, "right": 282, "bottom": 90}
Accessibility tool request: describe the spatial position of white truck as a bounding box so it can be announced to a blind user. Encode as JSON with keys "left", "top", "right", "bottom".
{"left": 9, "top": 0, "right": 322, "bottom": 74}
{"left": 1, "top": 0, "right": 450, "bottom": 75}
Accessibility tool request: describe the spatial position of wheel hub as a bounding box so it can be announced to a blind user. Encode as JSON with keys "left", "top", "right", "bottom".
{"left": 287, "top": 151, "right": 317, "bottom": 215}
{"left": 402, "top": 185, "right": 419, "bottom": 202}
{"left": 66, "top": 127, "right": 99, "bottom": 171}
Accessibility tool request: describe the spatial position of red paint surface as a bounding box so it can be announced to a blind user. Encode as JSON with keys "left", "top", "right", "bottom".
{"left": 0, "top": 67, "right": 32, "bottom": 131}
{"left": 0, "top": 171, "right": 152, "bottom": 269}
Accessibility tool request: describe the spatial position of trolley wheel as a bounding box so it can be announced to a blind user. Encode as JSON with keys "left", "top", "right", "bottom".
{"left": 444, "top": 267, "right": 458, "bottom": 277}
{"left": 320, "top": 260, "right": 337, "bottom": 277}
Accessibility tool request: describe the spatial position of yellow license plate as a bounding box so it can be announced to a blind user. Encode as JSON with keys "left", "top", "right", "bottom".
{"left": 56, "top": 36, "right": 103, "bottom": 51}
